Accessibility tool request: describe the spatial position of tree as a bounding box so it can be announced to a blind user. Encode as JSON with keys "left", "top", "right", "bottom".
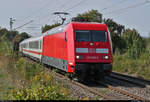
{"left": 72, "top": 9, "right": 103, "bottom": 23}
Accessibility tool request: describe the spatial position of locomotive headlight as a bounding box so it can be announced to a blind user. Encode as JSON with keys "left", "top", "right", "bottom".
{"left": 76, "top": 55, "right": 80, "bottom": 59}
{"left": 102, "top": 55, "right": 109, "bottom": 60}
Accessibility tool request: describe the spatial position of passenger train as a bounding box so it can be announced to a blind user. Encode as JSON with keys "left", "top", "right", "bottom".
{"left": 19, "top": 22, "right": 113, "bottom": 80}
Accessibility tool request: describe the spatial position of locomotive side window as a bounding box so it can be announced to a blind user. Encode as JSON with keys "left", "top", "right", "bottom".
{"left": 75, "top": 30, "right": 107, "bottom": 42}
{"left": 75, "top": 30, "right": 90, "bottom": 41}
{"left": 91, "top": 31, "right": 107, "bottom": 42}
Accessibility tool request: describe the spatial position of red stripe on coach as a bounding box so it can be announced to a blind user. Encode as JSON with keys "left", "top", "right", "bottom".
{"left": 23, "top": 49, "right": 42, "bottom": 55}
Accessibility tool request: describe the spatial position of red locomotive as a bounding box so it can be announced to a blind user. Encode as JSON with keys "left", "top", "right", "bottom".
{"left": 20, "top": 22, "right": 113, "bottom": 80}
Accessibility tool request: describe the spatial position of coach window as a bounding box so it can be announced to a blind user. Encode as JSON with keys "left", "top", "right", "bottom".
{"left": 31, "top": 41, "right": 39, "bottom": 49}
{"left": 35, "top": 41, "right": 39, "bottom": 49}
{"left": 29, "top": 42, "right": 32, "bottom": 49}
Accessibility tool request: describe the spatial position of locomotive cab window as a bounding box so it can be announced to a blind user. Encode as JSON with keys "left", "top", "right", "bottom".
{"left": 75, "top": 30, "right": 107, "bottom": 42}
{"left": 91, "top": 31, "right": 107, "bottom": 42}
{"left": 75, "top": 30, "right": 90, "bottom": 42}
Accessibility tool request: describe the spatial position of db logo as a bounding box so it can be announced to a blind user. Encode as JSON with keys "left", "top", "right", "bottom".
{"left": 88, "top": 48, "right": 96, "bottom": 53}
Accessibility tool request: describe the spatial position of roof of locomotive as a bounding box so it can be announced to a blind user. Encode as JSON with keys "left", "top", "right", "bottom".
{"left": 70, "top": 22, "right": 107, "bottom": 29}
{"left": 71, "top": 22, "right": 104, "bottom": 24}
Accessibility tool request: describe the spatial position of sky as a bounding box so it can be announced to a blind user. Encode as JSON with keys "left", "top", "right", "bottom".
{"left": 0, "top": 0, "right": 150, "bottom": 37}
